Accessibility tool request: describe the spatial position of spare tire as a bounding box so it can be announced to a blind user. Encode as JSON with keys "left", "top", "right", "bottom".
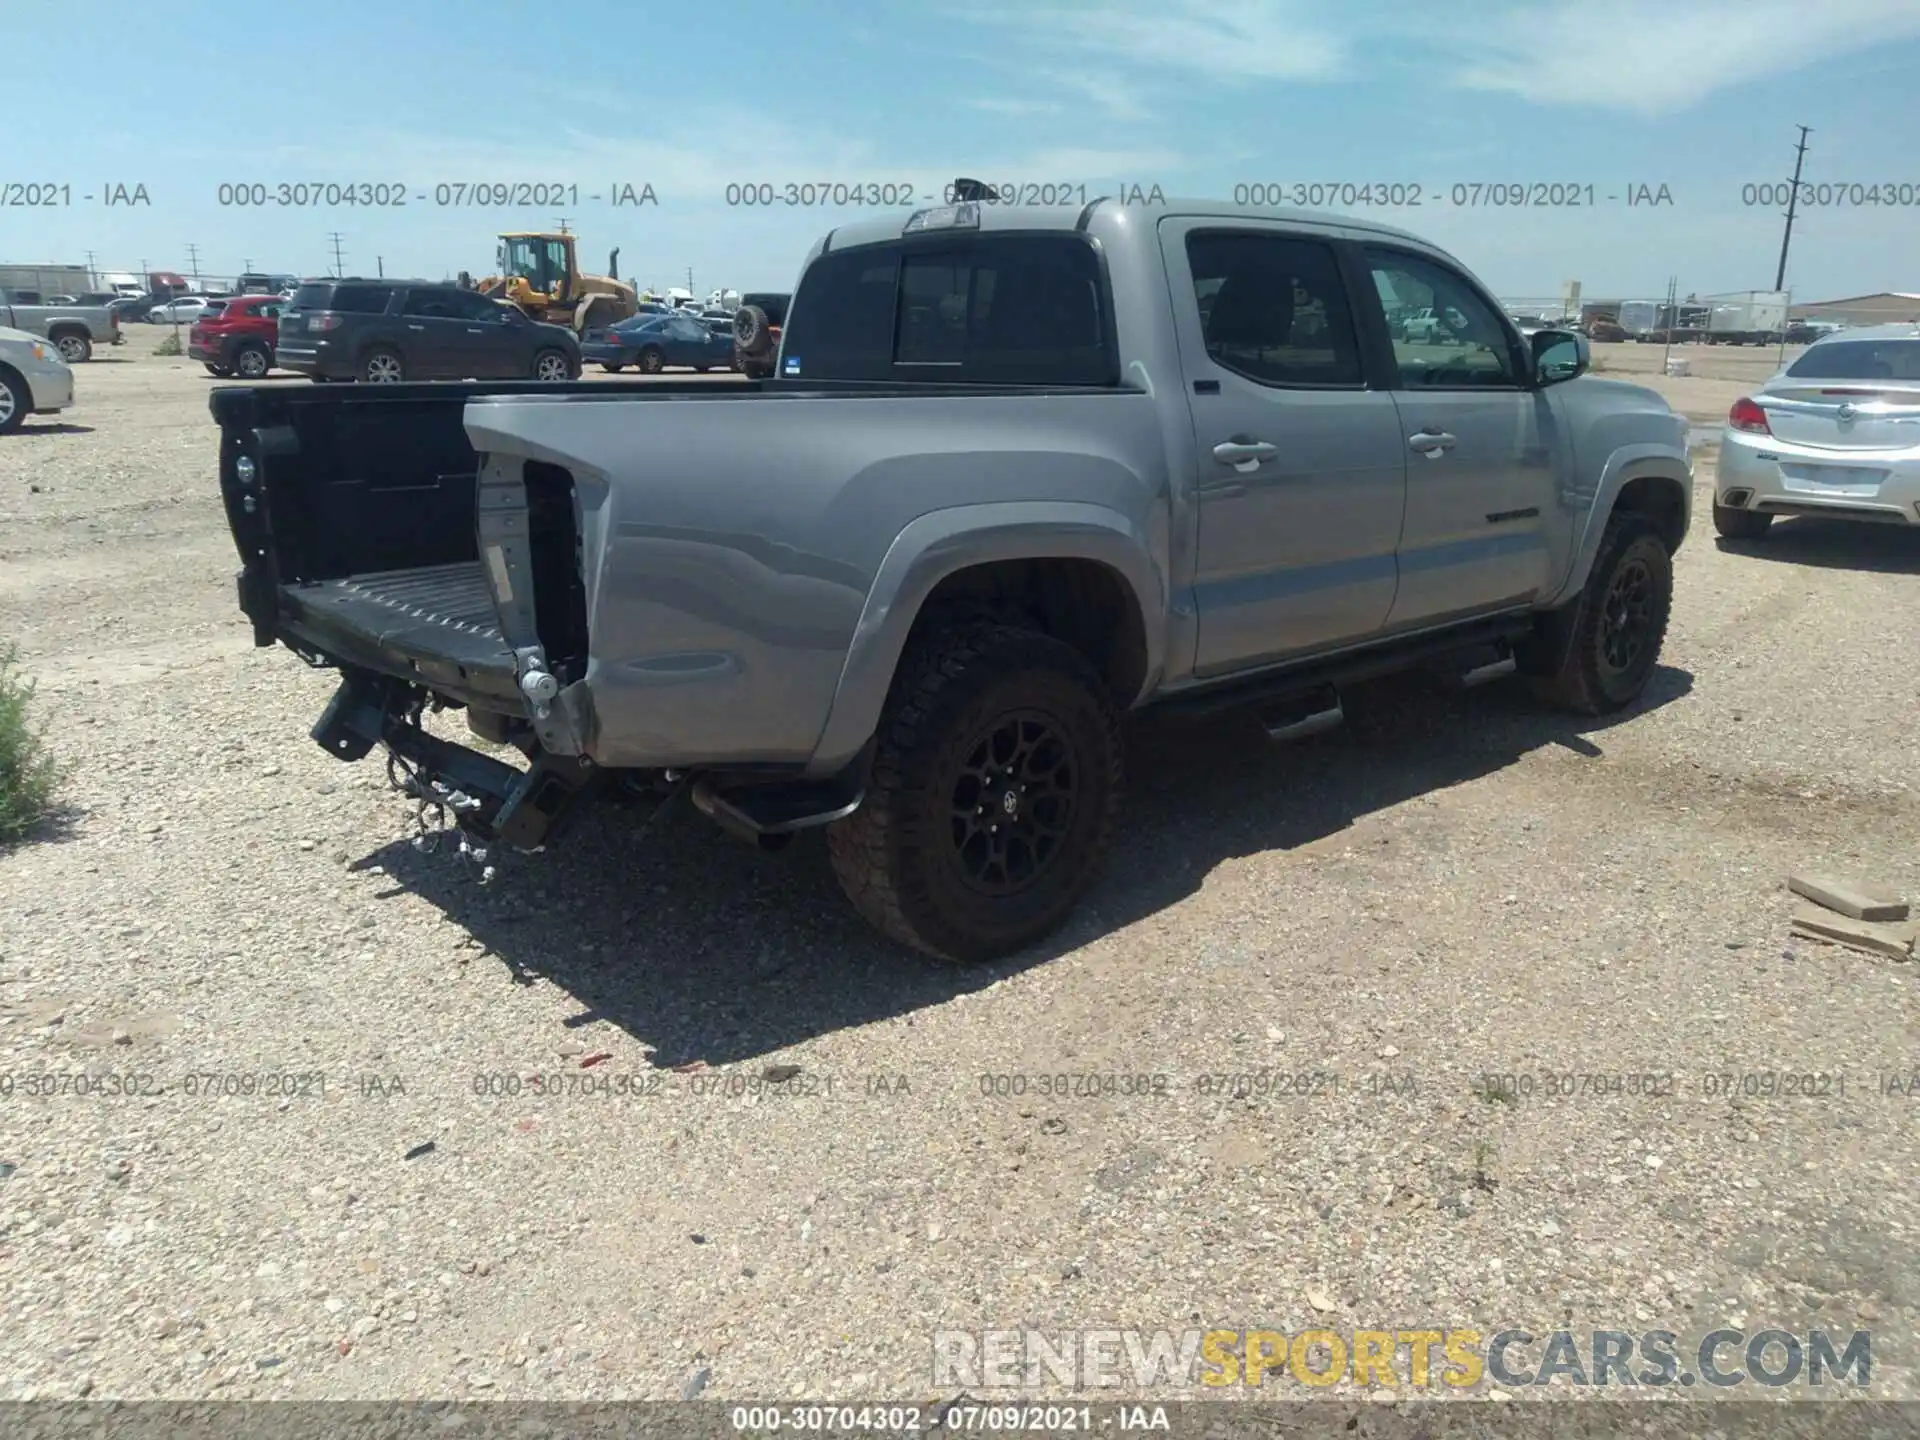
{"left": 733, "top": 304, "right": 771, "bottom": 354}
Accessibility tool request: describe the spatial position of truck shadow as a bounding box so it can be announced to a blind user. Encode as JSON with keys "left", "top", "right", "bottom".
{"left": 1715, "top": 519, "right": 1920, "bottom": 575}
{"left": 363, "top": 666, "right": 1692, "bottom": 1069}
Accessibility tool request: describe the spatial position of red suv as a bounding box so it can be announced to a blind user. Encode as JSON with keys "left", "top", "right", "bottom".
{"left": 191, "top": 295, "right": 283, "bottom": 379}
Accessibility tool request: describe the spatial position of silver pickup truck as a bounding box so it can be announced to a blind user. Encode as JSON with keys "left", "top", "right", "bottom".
{"left": 212, "top": 195, "right": 1692, "bottom": 961}
{"left": 0, "top": 289, "right": 122, "bottom": 362}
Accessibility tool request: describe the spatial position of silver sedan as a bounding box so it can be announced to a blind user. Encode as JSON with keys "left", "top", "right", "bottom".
{"left": 1714, "top": 324, "right": 1920, "bottom": 538}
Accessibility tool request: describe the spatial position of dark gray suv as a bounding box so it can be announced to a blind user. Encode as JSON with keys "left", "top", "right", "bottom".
{"left": 276, "top": 279, "right": 581, "bottom": 383}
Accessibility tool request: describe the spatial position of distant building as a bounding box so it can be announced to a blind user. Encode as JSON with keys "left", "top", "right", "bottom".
{"left": 1788, "top": 292, "right": 1920, "bottom": 325}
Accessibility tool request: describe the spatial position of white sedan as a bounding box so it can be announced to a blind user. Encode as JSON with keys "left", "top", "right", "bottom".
{"left": 0, "top": 325, "right": 75, "bottom": 434}
{"left": 149, "top": 296, "right": 220, "bottom": 324}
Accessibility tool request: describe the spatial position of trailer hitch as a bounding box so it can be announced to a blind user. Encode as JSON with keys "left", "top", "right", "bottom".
{"left": 311, "top": 673, "right": 596, "bottom": 852}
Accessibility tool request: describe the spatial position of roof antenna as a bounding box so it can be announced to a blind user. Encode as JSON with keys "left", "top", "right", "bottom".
{"left": 950, "top": 177, "right": 999, "bottom": 204}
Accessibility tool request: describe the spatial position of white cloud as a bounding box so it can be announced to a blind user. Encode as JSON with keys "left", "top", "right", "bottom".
{"left": 963, "top": 0, "right": 1350, "bottom": 81}
{"left": 1427, "top": 0, "right": 1920, "bottom": 114}
{"left": 956, "top": 0, "right": 1920, "bottom": 114}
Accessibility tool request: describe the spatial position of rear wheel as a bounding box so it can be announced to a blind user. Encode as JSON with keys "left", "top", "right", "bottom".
{"left": 601, "top": 362, "right": 626, "bottom": 374}
{"left": 533, "top": 348, "right": 571, "bottom": 381}
{"left": 360, "top": 348, "right": 404, "bottom": 383}
{"left": 52, "top": 331, "right": 91, "bottom": 364}
{"left": 204, "top": 362, "right": 232, "bottom": 377}
{"left": 1713, "top": 502, "right": 1773, "bottom": 540}
{"left": 234, "top": 343, "right": 270, "bottom": 379}
{"left": 826, "top": 623, "right": 1123, "bottom": 963}
{"left": 638, "top": 346, "right": 664, "bottom": 375}
{"left": 1529, "top": 512, "right": 1673, "bottom": 714}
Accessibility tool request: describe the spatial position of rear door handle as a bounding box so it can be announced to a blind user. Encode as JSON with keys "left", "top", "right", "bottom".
{"left": 407, "top": 324, "right": 425, "bottom": 331}
{"left": 467, "top": 328, "right": 485, "bottom": 334}
{"left": 1213, "top": 438, "right": 1278, "bottom": 473}
{"left": 1408, "top": 429, "right": 1457, "bottom": 456}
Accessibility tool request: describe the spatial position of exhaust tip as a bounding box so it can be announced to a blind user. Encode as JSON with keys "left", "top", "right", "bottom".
{"left": 1721, "top": 488, "right": 1753, "bottom": 508}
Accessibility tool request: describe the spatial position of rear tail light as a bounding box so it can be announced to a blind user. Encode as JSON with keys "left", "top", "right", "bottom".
{"left": 1728, "top": 397, "right": 1771, "bottom": 434}
{"left": 308, "top": 313, "right": 342, "bottom": 332}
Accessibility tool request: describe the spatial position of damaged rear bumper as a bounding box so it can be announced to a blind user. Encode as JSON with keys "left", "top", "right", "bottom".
{"left": 312, "top": 672, "right": 596, "bottom": 850}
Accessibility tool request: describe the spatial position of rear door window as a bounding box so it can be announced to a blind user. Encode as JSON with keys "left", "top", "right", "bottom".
{"left": 1184, "top": 231, "right": 1363, "bottom": 387}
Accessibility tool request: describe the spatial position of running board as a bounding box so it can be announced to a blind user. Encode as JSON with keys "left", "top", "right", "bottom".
{"left": 1258, "top": 686, "right": 1344, "bottom": 743}
{"left": 1429, "top": 641, "right": 1518, "bottom": 691}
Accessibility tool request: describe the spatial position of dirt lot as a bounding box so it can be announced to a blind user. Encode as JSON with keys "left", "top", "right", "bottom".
{"left": 1, "top": 330, "right": 1917, "bottom": 1405}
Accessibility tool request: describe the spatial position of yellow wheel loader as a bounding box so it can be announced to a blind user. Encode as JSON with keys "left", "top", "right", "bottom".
{"left": 477, "top": 232, "right": 638, "bottom": 336}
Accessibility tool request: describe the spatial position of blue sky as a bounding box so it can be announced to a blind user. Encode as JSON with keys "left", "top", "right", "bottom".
{"left": 9, "top": 0, "right": 1920, "bottom": 301}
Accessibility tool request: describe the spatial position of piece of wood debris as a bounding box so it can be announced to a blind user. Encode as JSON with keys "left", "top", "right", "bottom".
{"left": 1790, "top": 906, "right": 1916, "bottom": 961}
{"left": 1787, "top": 873, "right": 1909, "bottom": 922}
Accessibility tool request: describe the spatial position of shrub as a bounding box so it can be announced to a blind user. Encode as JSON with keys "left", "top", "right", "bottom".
{"left": 0, "top": 646, "right": 64, "bottom": 841}
{"left": 154, "top": 331, "right": 182, "bottom": 356}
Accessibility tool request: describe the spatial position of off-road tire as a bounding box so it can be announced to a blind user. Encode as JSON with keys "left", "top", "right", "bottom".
{"left": 733, "top": 304, "right": 771, "bottom": 354}
{"left": 1712, "top": 502, "right": 1773, "bottom": 540}
{"left": 1529, "top": 512, "right": 1673, "bottom": 714}
{"left": 826, "top": 623, "right": 1123, "bottom": 964}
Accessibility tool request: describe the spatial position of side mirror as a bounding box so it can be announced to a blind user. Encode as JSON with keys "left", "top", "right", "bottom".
{"left": 1532, "top": 328, "right": 1589, "bottom": 385}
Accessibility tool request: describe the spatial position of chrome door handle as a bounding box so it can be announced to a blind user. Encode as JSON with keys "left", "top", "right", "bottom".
{"left": 1213, "top": 438, "right": 1277, "bottom": 473}
{"left": 407, "top": 324, "right": 425, "bottom": 331}
{"left": 1408, "top": 429, "right": 1457, "bottom": 456}
{"left": 467, "top": 327, "right": 485, "bottom": 334}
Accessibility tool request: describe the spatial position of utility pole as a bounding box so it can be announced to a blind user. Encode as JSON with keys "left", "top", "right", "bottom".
{"left": 185, "top": 242, "right": 201, "bottom": 290}
{"left": 328, "top": 232, "right": 347, "bottom": 277}
{"left": 377, "top": 256, "right": 384, "bottom": 278}
{"left": 1774, "top": 124, "right": 1811, "bottom": 291}
{"left": 85, "top": 250, "right": 97, "bottom": 288}
{"left": 554, "top": 216, "right": 571, "bottom": 233}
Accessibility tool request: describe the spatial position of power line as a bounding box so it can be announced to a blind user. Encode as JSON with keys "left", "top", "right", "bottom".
{"left": 1774, "top": 124, "right": 1811, "bottom": 292}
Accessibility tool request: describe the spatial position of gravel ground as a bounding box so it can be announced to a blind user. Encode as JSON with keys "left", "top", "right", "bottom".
{"left": 1, "top": 332, "right": 1916, "bottom": 1406}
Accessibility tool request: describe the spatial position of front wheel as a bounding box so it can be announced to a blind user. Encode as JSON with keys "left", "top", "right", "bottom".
{"left": 826, "top": 623, "right": 1123, "bottom": 963}
{"left": 1713, "top": 502, "right": 1773, "bottom": 540}
{"left": 1528, "top": 512, "right": 1673, "bottom": 714}
{"left": 0, "top": 370, "right": 27, "bottom": 434}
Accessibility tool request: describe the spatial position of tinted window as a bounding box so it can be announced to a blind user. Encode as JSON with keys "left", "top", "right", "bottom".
{"left": 451, "top": 292, "right": 509, "bottom": 323}
{"left": 202, "top": 302, "right": 227, "bottom": 318}
{"left": 1786, "top": 340, "right": 1920, "bottom": 381}
{"left": 780, "top": 249, "right": 900, "bottom": 380}
{"left": 1186, "top": 231, "right": 1362, "bottom": 386}
{"left": 289, "top": 284, "right": 332, "bottom": 309}
{"left": 1364, "top": 248, "right": 1518, "bottom": 387}
{"left": 402, "top": 290, "right": 461, "bottom": 319}
{"left": 331, "top": 284, "right": 394, "bottom": 314}
{"left": 782, "top": 235, "right": 1112, "bottom": 384}
{"left": 742, "top": 292, "right": 789, "bottom": 325}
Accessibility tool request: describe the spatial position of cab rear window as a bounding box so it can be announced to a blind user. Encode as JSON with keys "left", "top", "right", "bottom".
{"left": 779, "top": 234, "right": 1115, "bottom": 385}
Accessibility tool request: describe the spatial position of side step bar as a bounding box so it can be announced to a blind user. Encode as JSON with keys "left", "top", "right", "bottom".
{"left": 311, "top": 673, "right": 595, "bottom": 850}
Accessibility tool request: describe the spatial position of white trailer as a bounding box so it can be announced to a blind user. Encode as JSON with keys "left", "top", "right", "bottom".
{"left": 1705, "top": 290, "right": 1788, "bottom": 346}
